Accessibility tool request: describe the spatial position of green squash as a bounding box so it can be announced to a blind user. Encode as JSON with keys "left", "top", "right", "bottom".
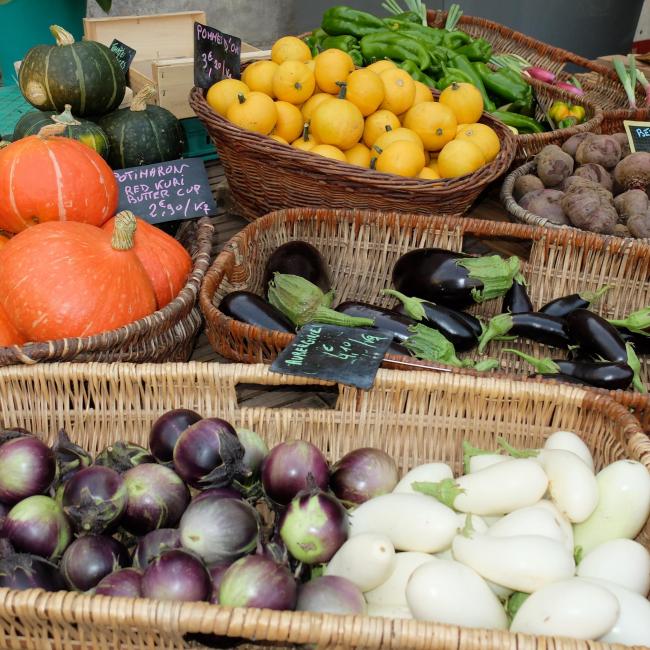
{"left": 19, "top": 25, "right": 125, "bottom": 117}
{"left": 98, "top": 86, "right": 185, "bottom": 169}
{"left": 12, "top": 105, "right": 110, "bottom": 160}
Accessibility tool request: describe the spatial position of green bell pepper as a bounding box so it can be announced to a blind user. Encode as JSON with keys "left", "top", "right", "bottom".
{"left": 321, "top": 6, "right": 385, "bottom": 39}
{"left": 474, "top": 62, "right": 533, "bottom": 107}
{"left": 390, "top": 11, "right": 423, "bottom": 24}
{"left": 437, "top": 67, "right": 474, "bottom": 90}
{"left": 449, "top": 53, "right": 496, "bottom": 112}
{"left": 443, "top": 30, "right": 471, "bottom": 50}
{"left": 455, "top": 38, "right": 493, "bottom": 63}
{"left": 399, "top": 60, "right": 437, "bottom": 88}
{"left": 320, "top": 35, "right": 363, "bottom": 65}
{"left": 304, "top": 28, "right": 328, "bottom": 56}
{"left": 491, "top": 110, "right": 545, "bottom": 134}
{"left": 383, "top": 18, "right": 444, "bottom": 49}
{"left": 360, "top": 31, "right": 431, "bottom": 70}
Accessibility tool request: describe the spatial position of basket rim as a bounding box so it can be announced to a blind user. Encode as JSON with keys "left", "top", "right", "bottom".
{"left": 0, "top": 217, "right": 214, "bottom": 365}
{"left": 500, "top": 159, "right": 650, "bottom": 243}
{"left": 189, "top": 86, "right": 517, "bottom": 193}
{"left": 0, "top": 362, "right": 645, "bottom": 650}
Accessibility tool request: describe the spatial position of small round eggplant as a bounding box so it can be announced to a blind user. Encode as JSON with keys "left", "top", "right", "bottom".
{"left": 262, "top": 241, "right": 331, "bottom": 295}
{"left": 219, "top": 291, "right": 294, "bottom": 333}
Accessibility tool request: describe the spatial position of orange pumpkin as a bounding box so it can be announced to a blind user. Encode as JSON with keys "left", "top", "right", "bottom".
{"left": 0, "top": 235, "right": 9, "bottom": 250}
{"left": 102, "top": 211, "right": 192, "bottom": 308}
{"left": 0, "top": 125, "right": 118, "bottom": 233}
{"left": 0, "top": 303, "right": 25, "bottom": 347}
{"left": 0, "top": 214, "right": 156, "bottom": 342}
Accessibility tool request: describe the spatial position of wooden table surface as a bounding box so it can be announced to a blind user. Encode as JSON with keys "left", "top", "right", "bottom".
{"left": 191, "top": 159, "right": 523, "bottom": 407}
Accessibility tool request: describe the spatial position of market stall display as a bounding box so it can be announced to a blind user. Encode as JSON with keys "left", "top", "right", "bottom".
{"left": 0, "top": 362, "right": 646, "bottom": 649}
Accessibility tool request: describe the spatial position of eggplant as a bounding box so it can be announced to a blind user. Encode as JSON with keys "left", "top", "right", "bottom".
{"left": 502, "top": 278, "right": 533, "bottom": 314}
{"left": 392, "top": 248, "right": 521, "bottom": 310}
{"left": 384, "top": 289, "right": 479, "bottom": 352}
{"left": 566, "top": 309, "right": 645, "bottom": 392}
{"left": 262, "top": 242, "right": 331, "bottom": 296}
{"left": 478, "top": 313, "right": 570, "bottom": 352}
{"left": 335, "top": 301, "right": 415, "bottom": 342}
{"left": 506, "top": 349, "right": 633, "bottom": 390}
{"left": 219, "top": 291, "right": 294, "bottom": 333}
{"left": 539, "top": 286, "right": 610, "bottom": 319}
{"left": 619, "top": 328, "right": 650, "bottom": 355}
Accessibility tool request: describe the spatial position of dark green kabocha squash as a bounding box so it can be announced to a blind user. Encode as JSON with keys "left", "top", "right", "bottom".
{"left": 98, "top": 86, "right": 185, "bottom": 169}
{"left": 12, "top": 105, "right": 110, "bottom": 159}
{"left": 19, "top": 25, "right": 125, "bottom": 117}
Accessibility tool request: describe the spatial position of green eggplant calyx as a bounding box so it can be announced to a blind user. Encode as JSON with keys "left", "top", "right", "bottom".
{"left": 503, "top": 348, "right": 560, "bottom": 374}
{"left": 456, "top": 255, "right": 522, "bottom": 304}
{"left": 496, "top": 436, "right": 539, "bottom": 459}
{"left": 462, "top": 440, "right": 497, "bottom": 474}
{"left": 477, "top": 313, "right": 514, "bottom": 353}
{"left": 574, "top": 546, "right": 584, "bottom": 565}
{"left": 580, "top": 285, "right": 611, "bottom": 307}
{"left": 403, "top": 323, "right": 464, "bottom": 367}
{"left": 514, "top": 272, "right": 528, "bottom": 286}
{"left": 473, "top": 358, "right": 500, "bottom": 372}
{"left": 304, "top": 305, "right": 375, "bottom": 329}
{"left": 412, "top": 478, "right": 463, "bottom": 509}
{"left": 609, "top": 307, "right": 650, "bottom": 336}
{"left": 460, "top": 513, "right": 475, "bottom": 538}
{"left": 382, "top": 289, "right": 426, "bottom": 321}
{"left": 267, "top": 273, "right": 331, "bottom": 327}
{"left": 506, "top": 592, "right": 531, "bottom": 622}
{"left": 626, "top": 343, "right": 646, "bottom": 393}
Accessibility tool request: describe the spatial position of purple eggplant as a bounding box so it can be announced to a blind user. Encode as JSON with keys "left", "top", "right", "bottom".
{"left": 149, "top": 408, "right": 202, "bottom": 465}
{"left": 502, "top": 278, "right": 533, "bottom": 314}
{"left": 219, "top": 291, "right": 295, "bottom": 333}
{"left": 335, "top": 301, "right": 414, "bottom": 342}
{"left": 262, "top": 241, "right": 331, "bottom": 296}
{"left": 539, "top": 286, "right": 609, "bottom": 318}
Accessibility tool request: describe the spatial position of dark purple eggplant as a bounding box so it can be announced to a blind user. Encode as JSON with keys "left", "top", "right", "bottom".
{"left": 506, "top": 349, "right": 633, "bottom": 390}
{"left": 479, "top": 313, "right": 570, "bottom": 352}
{"left": 262, "top": 241, "right": 331, "bottom": 296}
{"left": 566, "top": 309, "right": 645, "bottom": 391}
{"left": 384, "top": 289, "right": 480, "bottom": 351}
{"left": 335, "top": 301, "right": 414, "bottom": 342}
{"left": 539, "top": 286, "right": 610, "bottom": 319}
{"left": 392, "top": 248, "right": 521, "bottom": 310}
{"left": 619, "top": 328, "right": 650, "bottom": 355}
{"left": 219, "top": 291, "right": 294, "bottom": 333}
{"left": 502, "top": 278, "right": 533, "bottom": 314}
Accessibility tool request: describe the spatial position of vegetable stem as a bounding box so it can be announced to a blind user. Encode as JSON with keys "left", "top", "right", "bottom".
{"left": 455, "top": 255, "right": 522, "bottom": 304}
{"left": 111, "top": 211, "right": 137, "bottom": 251}
{"left": 382, "top": 289, "right": 426, "bottom": 321}
{"left": 462, "top": 441, "right": 496, "bottom": 474}
{"left": 412, "top": 478, "right": 463, "bottom": 508}
{"left": 496, "top": 436, "right": 539, "bottom": 459}
{"left": 444, "top": 3, "right": 463, "bottom": 31}
{"left": 502, "top": 348, "right": 560, "bottom": 375}
{"left": 477, "top": 313, "right": 515, "bottom": 353}
{"left": 614, "top": 57, "right": 637, "bottom": 109}
{"left": 626, "top": 343, "right": 646, "bottom": 393}
{"left": 403, "top": 324, "right": 469, "bottom": 368}
{"left": 609, "top": 307, "right": 650, "bottom": 335}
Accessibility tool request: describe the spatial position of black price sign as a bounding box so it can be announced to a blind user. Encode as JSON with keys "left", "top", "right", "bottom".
{"left": 113, "top": 158, "right": 217, "bottom": 224}
{"left": 270, "top": 324, "right": 393, "bottom": 390}
{"left": 624, "top": 120, "right": 650, "bottom": 153}
{"left": 109, "top": 39, "right": 136, "bottom": 82}
{"left": 194, "top": 22, "right": 241, "bottom": 88}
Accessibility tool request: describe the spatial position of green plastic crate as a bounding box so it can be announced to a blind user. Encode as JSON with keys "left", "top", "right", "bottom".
{"left": 181, "top": 117, "right": 218, "bottom": 162}
{"left": 0, "top": 85, "right": 34, "bottom": 141}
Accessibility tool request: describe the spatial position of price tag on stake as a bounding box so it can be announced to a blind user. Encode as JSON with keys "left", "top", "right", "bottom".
{"left": 270, "top": 324, "right": 393, "bottom": 390}
{"left": 109, "top": 39, "right": 136, "bottom": 83}
{"left": 194, "top": 22, "right": 242, "bottom": 88}
{"left": 623, "top": 120, "right": 650, "bottom": 153}
{"left": 113, "top": 158, "right": 217, "bottom": 224}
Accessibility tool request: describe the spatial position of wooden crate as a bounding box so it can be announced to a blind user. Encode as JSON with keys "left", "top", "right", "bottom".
{"left": 83, "top": 11, "right": 265, "bottom": 119}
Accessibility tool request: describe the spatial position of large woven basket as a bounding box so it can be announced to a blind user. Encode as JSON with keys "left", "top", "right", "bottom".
{"left": 599, "top": 107, "right": 650, "bottom": 135}
{"left": 189, "top": 87, "right": 516, "bottom": 222}
{"left": 0, "top": 361, "right": 646, "bottom": 650}
{"left": 0, "top": 218, "right": 213, "bottom": 366}
{"left": 200, "top": 206, "right": 650, "bottom": 381}
{"left": 427, "top": 9, "right": 644, "bottom": 112}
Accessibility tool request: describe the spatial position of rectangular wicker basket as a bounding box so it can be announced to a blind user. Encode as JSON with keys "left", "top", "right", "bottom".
{"left": 0, "top": 361, "right": 646, "bottom": 650}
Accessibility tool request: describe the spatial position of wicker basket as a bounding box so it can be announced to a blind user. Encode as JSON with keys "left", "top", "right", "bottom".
{"left": 0, "top": 218, "right": 213, "bottom": 366}
{"left": 427, "top": 9, "right": 644, "bottom": 112}
{"left": 189, "top": 87, "right": 516, "bottom": 222}
{"left": 599, "top": 107, "right": 650, "bottom": 135}
{"left": 0, "top": 361, "right": 646, "bottom": 650}
{"left": 200, "top": 206, "right": 650, "bottom": 380}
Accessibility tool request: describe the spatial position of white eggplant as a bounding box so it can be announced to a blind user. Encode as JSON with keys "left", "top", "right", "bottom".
{"left": 457, "top": 513, "right": 489, "bottom": 534}
{"left": 588, "top": 578, "right": 650, "bottom": 646}
{"left": 452, "top": 532, "right": 575, "bottom": 593}
{"left": 577, "top": 539, "right": 650, "bottom": 595}
{"left": 393, "top": 463, "right": 453, "bottom": 494}
{"left": 533, "top": 500, "right": 575, "bottom": 553}
{"left": 573, "top": 460, "right": 650, "bottom": 555}
{"left": 510, "top": 578, "right": 619, "bottom": 640}
{"left": 365, "top": 552, "right": 433, "bottom": 606}
{"left": 487, "top": 502, "right": 572, "bottom": 553}
{"left": 414, "top": 459, "right": 548, "bottom": 516}
{"left": 436, "top": 548, "right": 453, "bottom": 560}
{"left": 325, "top": 533, "right": 395, "bottom": 592}
{"left": 406, "top": 559, "right": 508, "bottom": 630}
{"left": 544, "top": 430, "right": 594, "bottom": 472}
{"left": 348, "top": 493, "right": 458, "bottom": 553}
{"left": 469, "top": 455, "right": 508, "bottom": 473}
{"left": 366, "top": 603, "right": 413, "bottom": 619}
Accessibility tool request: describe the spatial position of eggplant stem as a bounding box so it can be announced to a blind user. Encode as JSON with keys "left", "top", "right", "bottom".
{"left": 460, "top": 513, "right": 475, "bottom": 538}
{"left": 580, "top": 285, "right": 611, "bottom": 307}
{"left": 473, "top": 358, "right": 500, "bottom": 372}
{"left": 412, "top": 478, "right": 463, "bottom": 509}
{"left": 502, "top": 348, "right": 560, "bottom": 374}
{"left": 462, "top": 440, "right": 497, "bottom": 474}
{"left": 478, "top": 313, "right": 514, "bottom": 353}
{"left": 305, "top": 306, "right": 374, "bottom": 329}
{"left": 382, "top": 289, "right": 426, "bottom": 321}
{"left": 404, "top": 323, "right": 465, "bottom": 367}
{"left": 496, "top": 436, "right": 539, "bottom": 459}
{"left": 608, "top": 307, "right": 650, "bottom": 336}
{"left": 455, "top": 255, "right": 522, "bottom": 304}
{"left": 626, "top": 343, "right": 647, "bottom": 393}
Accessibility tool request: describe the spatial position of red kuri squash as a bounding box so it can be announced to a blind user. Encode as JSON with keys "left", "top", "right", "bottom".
{"left": 0, "top": 124, "right": 118, "bottom": 233}
{"left": 0, "top": 303, "right": 25, "bottom": 347}
{"left": 0, "top": 214, "right": 156, "bottom": 342}
{"left": 0, "top": 235, "right": 9, "bottom": 250}
{"left": 101, "top": 211, "right": 192, "bottom": 308}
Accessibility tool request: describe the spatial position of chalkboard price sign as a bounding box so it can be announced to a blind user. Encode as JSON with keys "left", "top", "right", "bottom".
{"left": 109, "top": 39, "right": 136, "bottom": 82}
{"left": 113, "top": 158, "right": 217, "bottom": 225}
{"left": 194, "top": 22, "right": 242, "bottom": 89}
{"left": 270, "top": 324, "right": 393, "bottom": 390}
{"left": 624, "top": 120, "right": 650, "bottom": 153}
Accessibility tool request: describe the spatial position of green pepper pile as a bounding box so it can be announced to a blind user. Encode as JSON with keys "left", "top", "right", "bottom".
{"left": 304, "top": 4, "right": 546, "bottom": 134}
